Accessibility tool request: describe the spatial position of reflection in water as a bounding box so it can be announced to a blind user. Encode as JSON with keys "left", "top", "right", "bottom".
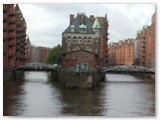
{"left": 3, "top": 72, "right": 155, "bottom": 116}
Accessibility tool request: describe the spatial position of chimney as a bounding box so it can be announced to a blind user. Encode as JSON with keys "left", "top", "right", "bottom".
{"left": 70, "top": 14, "right": 74, "bottom": 24}
{"left": 79, "top": 14, "right": 83, "bottom": 24}
{"left": 90, "top": 15, "right": 94, "bottom": 23}
{"left": 152, "top": 13, "right": 155, "bottom": 24}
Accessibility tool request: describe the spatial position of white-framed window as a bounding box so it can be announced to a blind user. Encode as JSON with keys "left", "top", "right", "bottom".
{"left": 89, "top": 48, "right": 92, "bottom": 52}
{"left": 95, "top": 38, "right": 98, "bottom": 43}
{"left": 67, "top": 39, "right": 70, "bottom": 43}
{"left": 85, "top": 47, "right": 92, "bottom": 51}
{"left": 78, "top": 39, "right": 82, "bottom": 44}
{"left": 73, "top": 46, "right": 80, "bottom": 51}
{"left": 73, "top": 39, "right": 76, "bottom": 44}
{"left": 83, "top": 39, "right": 86, "bottom": 44}
{"left": 66, "top": 39, "right": 68, "bottom": 43}
{"left": 89, "top": 39, "right": 93, "bottom": 44}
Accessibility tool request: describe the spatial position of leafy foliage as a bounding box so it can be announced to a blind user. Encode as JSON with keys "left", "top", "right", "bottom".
{"left": 44, "top": 45, "right": 62, "bottom": 64}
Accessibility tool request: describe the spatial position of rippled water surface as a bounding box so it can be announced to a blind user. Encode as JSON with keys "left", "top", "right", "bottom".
{"left": 3, "top": 72, "right": 155, "bottom": 116}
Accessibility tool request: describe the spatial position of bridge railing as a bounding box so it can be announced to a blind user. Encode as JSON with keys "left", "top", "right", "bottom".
{"left": 101, "top": 65, "right": 155, "bottom": 74}
{"left": 11, "top": 63, "right": 57, "bottom": 72}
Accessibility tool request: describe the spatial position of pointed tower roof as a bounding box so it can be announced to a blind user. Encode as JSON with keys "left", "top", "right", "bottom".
{"left": 92, "top": 17, "right": 101, "bottom": 29}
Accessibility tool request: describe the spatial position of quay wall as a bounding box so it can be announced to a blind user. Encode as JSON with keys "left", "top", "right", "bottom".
{"left": 56, "top": 70, "right": 102, "bottom": 89}
{"left": 3, "top": 68, "right": 24, "bottom": 82}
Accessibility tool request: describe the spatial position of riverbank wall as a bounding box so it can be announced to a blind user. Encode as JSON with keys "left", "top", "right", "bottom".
{"left": 131, "top": 73, "right": 155, "bottom": 81}
{"left": 3, "top": 68, "right": 14, "bottom": 82}
{"left": 3, "top": 68, "right": 24, "bottom": 82}
{"left": 56, "top": 70, "right": 103, "bottom": 89}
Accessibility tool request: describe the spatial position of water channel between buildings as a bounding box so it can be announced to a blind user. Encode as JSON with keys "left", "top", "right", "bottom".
{"left": 3, "top": 71, "right": 155, "bottom": 116}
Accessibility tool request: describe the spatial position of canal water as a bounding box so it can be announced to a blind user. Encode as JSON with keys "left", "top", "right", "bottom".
{"left": 3, "top": 72, "right": 155, "bottom": 116}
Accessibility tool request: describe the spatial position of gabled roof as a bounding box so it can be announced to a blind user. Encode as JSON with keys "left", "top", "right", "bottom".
{"left": 63, "top": 14, "right": 95, "bottom": 34}
{"left": 63, "top": 49, "right": 98, "bottom": 56}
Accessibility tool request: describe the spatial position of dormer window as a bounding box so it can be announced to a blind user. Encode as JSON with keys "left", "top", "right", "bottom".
{"left": 70, "top": 25, "right": 75, "bottom": 33}
{"left": 79, "top": 24, "right": 87, "bottom": 33}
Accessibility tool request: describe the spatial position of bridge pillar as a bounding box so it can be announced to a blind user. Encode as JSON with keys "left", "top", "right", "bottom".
{"left": 13, "top": 71, "right": 16, "bottom": 80}
{"left": 51, "top": 71, "right": 58, "bottom": 81}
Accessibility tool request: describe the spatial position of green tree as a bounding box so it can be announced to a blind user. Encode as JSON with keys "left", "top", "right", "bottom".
{"left": 45, "top": 44, "right": 62, "bottom": 64}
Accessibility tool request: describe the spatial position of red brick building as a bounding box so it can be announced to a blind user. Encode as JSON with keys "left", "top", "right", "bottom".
{"left": 3, "top": 4, "right": 27, "bottom": 68}
{"left": 108, "top": 43, "right": 116, "bottom": 65}
{"left": 62, "top": 13, "right": 109, "bottom": 71}
{"left": 25, "top": 35, "right": 31, "bottom": 63}
{"left": 30, "top": 45, "right": 51, "bottom": 63}
{"left": 136, "top": 13, "right": 155, "bottom": 70}
{"left": 97, "top": 16, "right": 109, "bottom": 66}
{"left": 108, "top": 39, "right": 134, "bottom": 65}
{"left": 62, "top": 50, "right": 98, "bottom": 71}
{"left": 146, "top": 13, "right": 155, "bottom": 69}
{"left": 38, "top": 46, "right": 51, "bottom": 63}
{"left": 136, "top": 28, "right": 147, "bottom": 67}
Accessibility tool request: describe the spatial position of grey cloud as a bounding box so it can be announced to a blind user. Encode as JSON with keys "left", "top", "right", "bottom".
{"left": 19, "top": 4, "right": 155, "bottom": 47}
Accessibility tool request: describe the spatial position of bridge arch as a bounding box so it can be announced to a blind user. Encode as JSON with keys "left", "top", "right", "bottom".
{"left": 11, "top": 63, "right": 58, "bottom": 80}
{"left": 11, "top": 63, "right": 57, "bottom": 72}
{"left": 101, "top": 65, "right": 155, "bottom": 74}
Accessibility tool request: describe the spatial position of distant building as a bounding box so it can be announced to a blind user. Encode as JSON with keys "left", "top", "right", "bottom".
{"left": 3, "top": 4, "right": 27, "bottom": 68}
{"left": 30, "top": 45, "right": 51, "bottom": 63}
{"left": 31, "top": 45, "right": 39, "bottom": 63}
{"left": 25, "top": 35, "right": 31, "bottom": 64}
{"left": 134, "top": 39, "right": 140, "bottom": 65}
{"left": 38, "top": 46, "right": 51, "bottom": 63}
{"left": 108, "top": 42, "right": 116, "bottom": 65}
{"left": 61, "top": 13, "right": 109, "bottom": 71}
{"left": 108, "top": 39, "right": 134, "bottom": 65}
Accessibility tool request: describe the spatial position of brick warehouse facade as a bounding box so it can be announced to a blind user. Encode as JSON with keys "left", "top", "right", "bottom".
{"left": 108, "top": 13, "right": 155, "bottom": 68}
{"left": 25, "top": 35, "right": 32, "bottom": 64}
{"left": 30, "top": 45, "right": 51, "bottom": 63}
{"left": 3, "top": 4, "right": 28, "bottom": 68}
{"left": 30, "top": 45, "right": 39, "bottom": 63}
{"left": 108, "top": 39, "right": 134, "bottom": 65}
{"left": 136, "top": 13, "right": 155, "bottom": 70}
{"left": 38, "top": 46, "right": 51, "bottom": 63}
{"left": 62, "top": 50, "right": 98, "bottom": 71}
{"left": 62, "top": 13, "right": 109, "bottom": 71}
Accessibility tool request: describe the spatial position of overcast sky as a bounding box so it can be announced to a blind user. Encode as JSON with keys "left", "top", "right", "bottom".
{"left": 19, "top": 4, "right": 155, "bottom": 48}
